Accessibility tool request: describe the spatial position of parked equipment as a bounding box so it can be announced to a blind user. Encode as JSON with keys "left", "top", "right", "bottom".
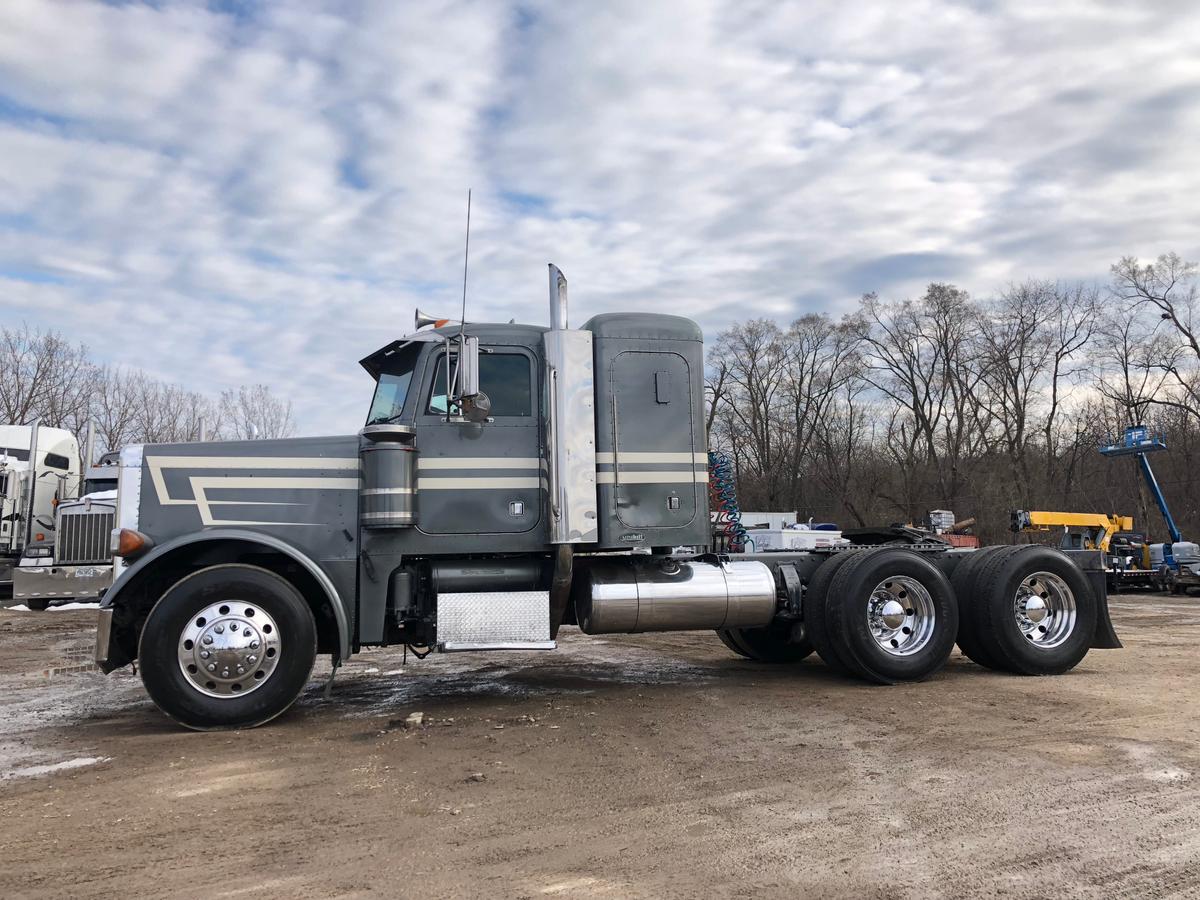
{"left": 93, "top": 266, "right": 1120, "bottom": 730}
{"left": 14, "top": 450, "right": 119, "bottom": 610}
{"left": 1101, "top": 425, "right": 1198, "bottom": 592}
{"left": 1008, "top": 509, "right": 1167, "bottom": 591}
{"left": 0, "top": 422, "right": 82, "bottom": 601}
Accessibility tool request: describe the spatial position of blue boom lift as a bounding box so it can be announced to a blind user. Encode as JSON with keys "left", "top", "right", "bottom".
{"left": 1101, "top": 425, "right": 1200, "bottom": 594}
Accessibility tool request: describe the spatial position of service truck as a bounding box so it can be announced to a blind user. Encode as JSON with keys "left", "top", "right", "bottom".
{"left": 14, "top": 450, "right": 119, "bottom": 610}
{"left": 95, "top": 267, "right": 1120, "bottom": 730}
{"left": 1, "top": 423, "right": 81, "bottom": 600}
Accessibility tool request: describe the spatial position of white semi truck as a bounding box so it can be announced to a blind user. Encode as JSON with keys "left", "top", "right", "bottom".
{"left": 14, "top": 450, "right": 119, "bottom": 610}
{"left": 0, "top": 423, "right": 81, "bottom": 602}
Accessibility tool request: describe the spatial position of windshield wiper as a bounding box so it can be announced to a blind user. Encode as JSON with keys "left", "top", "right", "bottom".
{"left": 367, "top": 412, "right": 403, "bottom": 426}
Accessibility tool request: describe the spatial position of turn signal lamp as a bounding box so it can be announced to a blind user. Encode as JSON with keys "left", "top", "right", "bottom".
{"left": 112, "top": 528, "right": 153, "bottom": 558}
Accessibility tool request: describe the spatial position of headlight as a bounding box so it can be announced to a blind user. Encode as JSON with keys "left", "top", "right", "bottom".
{"left": 25, "top": 546, "right": 52, "bottom": 558}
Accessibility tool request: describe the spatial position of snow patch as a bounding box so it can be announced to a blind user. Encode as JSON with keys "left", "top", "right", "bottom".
{"left": 2, "top": 756, "right": 109, "bottom": 781}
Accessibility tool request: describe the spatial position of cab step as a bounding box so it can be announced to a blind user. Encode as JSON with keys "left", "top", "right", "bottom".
{"left": 436, "top": 590, "right": 556, "bottom": 651}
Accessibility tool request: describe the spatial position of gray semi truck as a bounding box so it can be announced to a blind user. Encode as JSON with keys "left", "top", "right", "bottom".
{"left": 95, "top": 266, "right": 1120, "bottom": 730}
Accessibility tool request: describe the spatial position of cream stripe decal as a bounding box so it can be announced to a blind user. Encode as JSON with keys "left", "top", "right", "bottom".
{"left": 147, "top": 455, "right": 357, "bottom": 507}
{"left": 595, "top": 452, "right": 708, "bottom": 465}
{"left": 596, "top": 471, "right": 707, "bottom": 484}
{"left": 190, "top": 476, "right": 359, "bottom": 526}
{"left": 419, "top": 477, "right": 542, "bottom": 490}
{"left": 145, "top": 456, "right": 359, "bottom": 526}
{"left": 418, "top": 457, "right": 541, "bottom": 470}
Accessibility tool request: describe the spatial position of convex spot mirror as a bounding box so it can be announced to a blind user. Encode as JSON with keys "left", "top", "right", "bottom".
{"left": 460, "top": 391, "right": 491, "bottom": 423}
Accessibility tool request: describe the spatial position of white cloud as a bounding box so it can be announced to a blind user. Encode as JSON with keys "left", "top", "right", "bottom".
{"left": 0, "top": 0, "right": 1197, "bottom": 433}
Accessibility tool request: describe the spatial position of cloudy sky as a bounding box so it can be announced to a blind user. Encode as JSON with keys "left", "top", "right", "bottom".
{"left": 1, "top": 0, "right": 1198, "bottom": 433}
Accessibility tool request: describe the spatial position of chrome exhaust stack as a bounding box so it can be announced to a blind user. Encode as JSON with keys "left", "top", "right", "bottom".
{"left": 543, "top": 264, "right": 598, "bottom": 544}
{"left": 548, "top": 264, "right": 569, "bottom": 330}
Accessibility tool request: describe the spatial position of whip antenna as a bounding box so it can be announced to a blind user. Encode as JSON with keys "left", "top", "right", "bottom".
{"left": 459, "top": 188, "right": 471, "bottom": 340}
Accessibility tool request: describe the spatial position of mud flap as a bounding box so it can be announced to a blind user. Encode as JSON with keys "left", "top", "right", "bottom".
{"left": 1087, "top": 568, "right": 1122, "bottom": 649}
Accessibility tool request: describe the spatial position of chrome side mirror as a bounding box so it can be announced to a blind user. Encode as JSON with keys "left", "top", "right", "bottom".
{"left": 454, "top": 335, "right": 480, "bottom": 400}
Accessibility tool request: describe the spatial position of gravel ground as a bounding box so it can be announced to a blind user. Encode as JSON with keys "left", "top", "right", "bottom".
{"left": 1, "top": 593, "right": 1199, "bottom": 899}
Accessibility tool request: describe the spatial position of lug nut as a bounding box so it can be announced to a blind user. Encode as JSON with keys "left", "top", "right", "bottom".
{"left": 250, "top": 640, "right": 259, "bottom": 649}
{"left": 215, "top": 625, "right": 224, "bottom": 634}
{"left": 207, "top": 663, "right": 216, "bottom": 672}
{"left": 202, "top": 636, "right": 213, "bottom": 645}
{"left": 236, "top": 666, "right": 245, "bottom": 675}
{"left": 200, "top": 650, "right": 210, "bottom": 659}
{"left": 247, "top": 656, "right": 256, "bottom": 664}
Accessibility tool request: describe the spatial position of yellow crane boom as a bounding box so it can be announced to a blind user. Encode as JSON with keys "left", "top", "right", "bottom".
{"left": 1010, "top": 510, "right": 1134, "bottom": 552}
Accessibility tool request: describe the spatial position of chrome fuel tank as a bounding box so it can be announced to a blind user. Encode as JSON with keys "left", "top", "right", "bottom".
{"left": 576, "top": 557, "right": 777, "bottom": 634}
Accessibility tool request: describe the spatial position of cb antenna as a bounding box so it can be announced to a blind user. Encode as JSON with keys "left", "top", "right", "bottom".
{"left": 458, "top": 188, "right": 471, "bottom": 341}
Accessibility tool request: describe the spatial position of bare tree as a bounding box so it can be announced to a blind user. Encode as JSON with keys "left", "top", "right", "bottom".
{"left": 780, "top": 314, "right": 861, "bottom": 510}
{"left": 1110, "top": 253, "right": 1200, "bottom": 424}
{"left": 219, "top": 384, "right": 295, "bottom": 441}
{"left": 707, "top": 320, "right": 791, "bottom": 508}
{"left": 0, "top": 325, "right": 95, "bottom": 430}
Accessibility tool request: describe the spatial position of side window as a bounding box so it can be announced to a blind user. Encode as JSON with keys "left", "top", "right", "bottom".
{"left": 44, "top": 452, "right": 70, "bottom": 470}
{"left": 427, "top": 351, "right": 533, "bottom": 417}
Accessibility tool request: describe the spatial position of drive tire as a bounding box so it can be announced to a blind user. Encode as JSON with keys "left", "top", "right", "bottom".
{"left": 825, "top": 548, "right": 958, "bottom": 684}
{"left": 803, "top": 551, "right": 860, "bottom": 675}
{"left": 715, "top": 628, "right": 754, "bottom": 658}
{"left": 716, "top": 621, "right": 813, "bottom": 663}
{"left": 139, "top": 564, "right": 317, "bottom": 731}
{"left": 972, "top": 545, "right": 1096, "bottom": 675}
{"left": 951, "top": 545, "right": 1017, "bottom": 671}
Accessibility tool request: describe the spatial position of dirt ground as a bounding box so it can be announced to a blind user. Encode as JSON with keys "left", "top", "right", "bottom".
{"left": 2, "top": 595, "right": 1200, "bottom": 899}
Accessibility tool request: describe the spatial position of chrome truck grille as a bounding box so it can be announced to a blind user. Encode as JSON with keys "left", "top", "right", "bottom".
{"left": 55, "top": 502, "right": 116, "bottom": 565}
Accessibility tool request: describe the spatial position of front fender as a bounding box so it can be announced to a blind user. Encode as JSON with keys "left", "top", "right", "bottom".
{"left": 101, "top": 529, "right": 352, "bottom": 663}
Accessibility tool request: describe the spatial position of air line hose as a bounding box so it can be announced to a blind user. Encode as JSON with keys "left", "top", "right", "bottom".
{"left": 708, "top": 450, "right": 752, "bottom": 552}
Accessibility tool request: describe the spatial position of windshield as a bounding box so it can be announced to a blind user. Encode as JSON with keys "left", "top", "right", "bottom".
{"left": 366, "top": 347, "right": 419, "bottom": 425}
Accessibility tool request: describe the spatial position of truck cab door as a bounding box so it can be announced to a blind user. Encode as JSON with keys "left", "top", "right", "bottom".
{"left": 415, "top": 345, "right": 543, "bottom": 535}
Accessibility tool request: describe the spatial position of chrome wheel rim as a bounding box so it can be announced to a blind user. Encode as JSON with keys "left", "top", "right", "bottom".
{"left": 1014, "top": 571, "right": 1075, "bottom": 649}
{"left": 177, "top": 601, "right": 282, "bottom": 698}
{"left": 867, "top": 576, "right": 936, "bottom": 656}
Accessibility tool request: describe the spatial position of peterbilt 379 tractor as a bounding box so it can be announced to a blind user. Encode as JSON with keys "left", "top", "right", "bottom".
{"left": 95, "top": 266, "right": 1120, "bottom": 730}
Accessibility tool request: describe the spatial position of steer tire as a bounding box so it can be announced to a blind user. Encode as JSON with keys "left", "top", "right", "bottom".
{"left": 951, "top": 545, "right": 1015, "bottom": 671}
{"left": 824, "top": 548, "right": 959, "bottom": 684}
{"left": 973, "top": 545, "right": 1096, "bottom": 676}
{"left": 717, "top": 621, "right": 813, "bottom": 663}
{"left": 139, "top": 564, "right": 317, "bottom": 731}
{"left": 802, "top": 551, "right": 861, "bottom": 675}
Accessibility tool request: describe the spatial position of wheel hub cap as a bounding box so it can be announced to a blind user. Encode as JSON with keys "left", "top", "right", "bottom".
{"left": 1024, "top": 595, "right": 1048, "bottom": 623}
{"left": 177, "top": 601, "right": 282, "bottom": 698}
{"left": 1014, "top": 572, "right": 1076, "bottom": 649}
{"left": 879, "top": 599, "right": 907, "bottom": 629}
{"left": 867, "top": 576, "right": 936, "bottom": 657}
